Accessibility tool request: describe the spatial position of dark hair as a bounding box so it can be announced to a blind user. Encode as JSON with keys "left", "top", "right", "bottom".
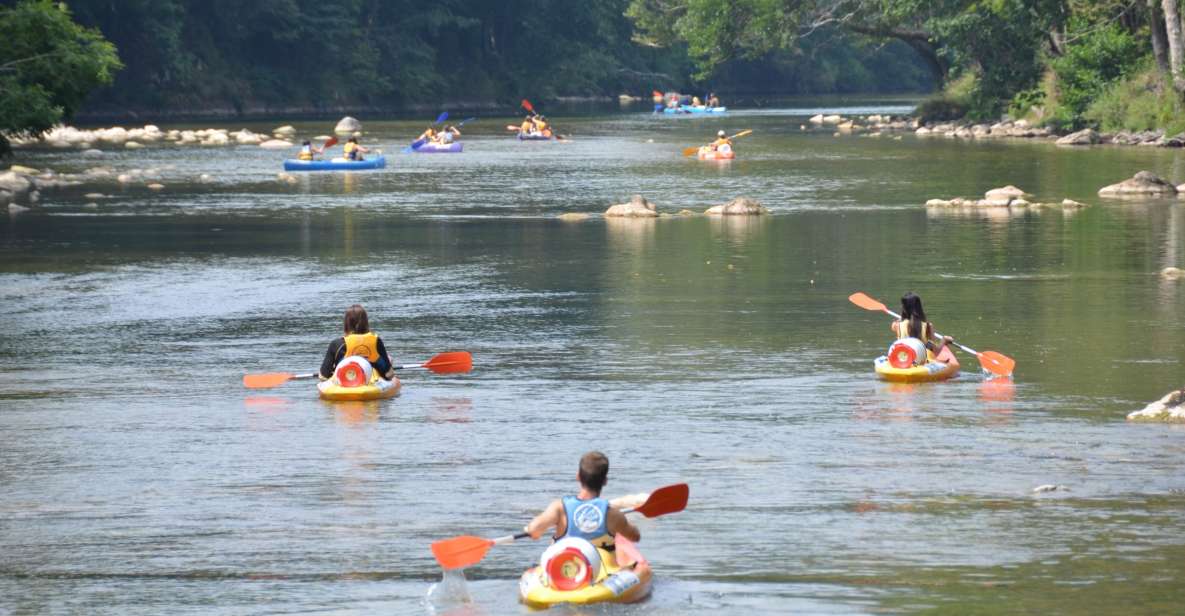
{"left": 348, "top": 137, "right": 358, "bottom": 143}
{"left": 343, "top": 304, "right": 370, "bottom": 335}
{"left": 302, "top": 140, "right": 310, "bottom": 146}
{"left": 578, "top": 451, "right": 610, "bottom": 493}
{"left": 900, "top": 292, "right": 927, "bottom": 339}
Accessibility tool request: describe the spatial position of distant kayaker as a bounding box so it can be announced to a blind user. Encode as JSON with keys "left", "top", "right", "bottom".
{"left": 710, "top": 130, "right": 731, "bottom": 151}
{"left": 691, "top": 96, "right": 703, "bottom": 107}
{"left": 435, "top": 125, "right": 460, "bottom": 144}
{"left": 319, "top": 304, "right": 395, "bottom": 381}
{"left": 892, "top": 292, "right": 953, "bottom": 356}
{"left": 298, "top": 140, "right": 323, "bottom": 161}
{"left": 521, "top": 115, "right": 536, "bottom": 134}
{"left": 707, "top": 92, "right": 720, "bottom": 107}
{"left": 343, "top": 137, "right": 369, "bottom": 161}
{"left": 524, "top": 451, "right": 641, "bottom": 549}
{"left": 532, "top": 116, "right": 552, "bottom": 137}
{"left": 417, "top": 126, "right": 438, "bottom": 144}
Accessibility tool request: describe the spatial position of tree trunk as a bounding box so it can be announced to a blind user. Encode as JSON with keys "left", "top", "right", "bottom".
{"left": 1163, "top": 0, "right": 1185, "bottom": 92}
{"left": 1152, "top": 0, "right": 1171, "bottom": 75}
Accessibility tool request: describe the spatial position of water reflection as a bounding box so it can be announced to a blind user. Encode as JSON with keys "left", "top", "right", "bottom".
{"left": 428, "top": 397, "right": 473, "bottom": 424}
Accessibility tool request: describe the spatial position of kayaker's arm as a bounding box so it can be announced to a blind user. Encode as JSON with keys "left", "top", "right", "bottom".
{"left": 373, "top": 337, "right": 396, "bottom": 379}
{"left": 607, "top": 506, "right": 640, "bottom": 542}
{"left": 319, "top": 338, "right": 344, "bottom": 379}
{"left": 524, "top": 499, "right": 564, "bottom": 540}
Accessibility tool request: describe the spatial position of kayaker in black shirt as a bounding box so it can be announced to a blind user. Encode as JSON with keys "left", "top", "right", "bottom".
{"left": 318, "top": 304, "right": 395, "bottom": 380}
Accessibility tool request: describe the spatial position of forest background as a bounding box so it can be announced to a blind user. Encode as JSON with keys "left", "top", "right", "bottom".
{"left": 2, "top": 0, "right": 1185, "bottom": 136}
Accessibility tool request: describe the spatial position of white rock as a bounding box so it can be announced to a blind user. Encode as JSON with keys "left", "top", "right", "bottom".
{"left": 8, "top": 203, "right": 30, "bottom": 213}
{"left": 334, "top": 116, "right": 363, "bottom": 134}
{"left": 1161, "top": 267, "right": 1185, "bottom": 279}
{"left": 705, "top": 197, "right": 769, "bottom": 216}
{"left": 260, "top": 139, "right": 293, "bottom": 149}
{"left": 125, "top": 141, "right": 144, "bottom": 149}
{"left": 84, "top": 192, "right": 107, "bottom": 199}
{"left": 147, "top": 183, "right": 164, "bottom": 190}
{"left": 822, "top": 114, "right": 842, "bottom": 125}
{"left": 809, "top": 114, "right": 825, "bottom": 124}
{"left": 1098, "top": 171, "right": 1178, "bottom": 196}
{"left": 605, "top": 195, "right": 659, "bottom": 218}
{"left": 1061, "top": 199, "right": 1086, "bottom": 208}
{"left": 9, "top": 165, "right": 39, "bottom": 175}
{"left": 1128, "top": 388, "right": 1185, "bottom": 421}
{"left": 273, "top": 125, "right": 297, "bottom": 137}
{"left": 984, "top": 185, "right": 1030, "bottom": 200}
{"left": 82, "top": 149, "right": 104, "bottom": 156}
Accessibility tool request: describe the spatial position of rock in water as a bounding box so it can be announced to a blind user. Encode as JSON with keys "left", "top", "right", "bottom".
{"left": 1098, "top": 171, "right": 1179, "bottom": 196}
{"left": 1128, "top": 388, "right": 1185, "bottom": 421}
{"left": 705, "top": 197, "right": 769, "bottom": 216}
{"left": 273, "top": 125, "right": 297, "bottom": 137}
{"left": 1055, "top": 128, "right": 1100, "bottom": 146}
{"left": 1161, "top": 267, "right": 1185, "bottom": 279}
{"left": 260, "top": 139, "right": 293, "bottom": 150}
{"left": 984, "top": 185, "right": 1030, "bottom": 200}
{"left": 605, "top": 195, "right": 659, "bottom": 218}
{"left": 334, "top": 116, "right": 362, "bottom": 134}
{"left": 557, "top": 213, "right": 590, "bottom": 221}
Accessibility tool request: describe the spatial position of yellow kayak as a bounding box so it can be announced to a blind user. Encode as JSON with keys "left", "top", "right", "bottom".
{"left": 317, "top": 373, "right": 401, "bottom": 401}
{"left": 874, "top": 346, "right": 960, "bottom": 383}
{"left": 518, "top": 539, "right": 652, "bottom": 609}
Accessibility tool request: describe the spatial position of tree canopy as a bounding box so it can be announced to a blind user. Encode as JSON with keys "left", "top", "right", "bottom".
{"left": 0, "top": 0, "right": 121, "bottom": 154}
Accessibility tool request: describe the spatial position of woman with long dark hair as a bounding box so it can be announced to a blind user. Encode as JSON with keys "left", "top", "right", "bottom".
{"left": 892, "top": 292, "right": 953, "bottom": 356}
{"left": 318, "top": 304, "right": 395, "bottom": 380}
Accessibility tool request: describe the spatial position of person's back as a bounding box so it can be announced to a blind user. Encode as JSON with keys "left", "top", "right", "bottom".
{"left": 525, "top": 451, "right": 640, "bottom": 549}
{"left": 320, "top": 304, "right": 395, "bottom": 381}
{"left": 894, "top": 292, "right": 952, "bottom": 359}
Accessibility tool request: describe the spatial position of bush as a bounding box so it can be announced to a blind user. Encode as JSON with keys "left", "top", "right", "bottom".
{"left": 915, "top": 72, "right": 974, "bottom": 123}
{"left": 1084, "top": 64, "right": 1185, "bottom": 134}
{"left": 1049, "top": 20, "right": 1145, "bottom": 129}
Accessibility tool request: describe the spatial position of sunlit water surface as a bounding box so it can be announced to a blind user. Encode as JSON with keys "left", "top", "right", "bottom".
{"left": 3, "top": 102, "right": 1185, "bottom": 614}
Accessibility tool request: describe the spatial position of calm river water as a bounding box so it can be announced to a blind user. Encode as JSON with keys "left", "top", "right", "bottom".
{"left": 2, "top": 102, "right": 1185, "bottom": 615}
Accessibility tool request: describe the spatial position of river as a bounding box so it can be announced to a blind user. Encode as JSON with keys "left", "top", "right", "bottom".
{"left": 2, "top": 102, "right": 1185, "bottom": 614}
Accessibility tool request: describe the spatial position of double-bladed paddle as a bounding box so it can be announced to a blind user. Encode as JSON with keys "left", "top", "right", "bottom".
{"left": 848, "top": 292, "right": 1015, "bottom": 376}
{"left": 242, "top": 351, "right": 473, "bottom": 389}
{"left": 429, "top": 482, "right": 689, "bottom": 571}
{"left": 682, "top": 129, "right": 752, "bottom": 157}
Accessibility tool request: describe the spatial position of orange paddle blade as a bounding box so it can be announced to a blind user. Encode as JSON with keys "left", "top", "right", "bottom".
{"left": 423, "top": 352, "right": 473, "bottom": 374}
{"left": 976, "top": 351, "right": 1016, "bottom": 376}
{"left": 682, "top": 146, "right": 700, "bottom": 157}
{"left": 614, "top": 534, "right": 644, "bottom": 568}
{"left": 521, "top": 99, "right": 535, "bottom": 113}
{"left": 632, "top": 483, "right": 689, "bottom": 518}
{"left": 242, "top": 372, "right": 295, "bottom": 389}
{"left": 431, "top": 535, "right": 495, "bottom": 570}
{"left": 848, "top": 292, "right": 887, "bottom": 312}
{"left": 323, "top": 136, "right": 338, "bottom": 149}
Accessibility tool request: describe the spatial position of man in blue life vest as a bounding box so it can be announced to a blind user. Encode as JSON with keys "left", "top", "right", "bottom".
{"left": 524, "top": 451, "right": 641, "bottom": 548}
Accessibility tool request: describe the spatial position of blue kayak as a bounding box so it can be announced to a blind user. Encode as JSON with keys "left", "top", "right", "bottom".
{"left": 663, "top": 105, "right": 727, "bottom": 115}
{"left": 283, "top": 156, "right": 386, "bottom": 171}
{"left": 413, "top": 142, "right": 463, "bottom": 153}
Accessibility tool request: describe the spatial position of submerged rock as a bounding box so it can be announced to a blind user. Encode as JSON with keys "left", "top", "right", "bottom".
{"left": 1161, "top": 266, "right": 1185, "bottom": 279}
{"left": 9, "top": 165, "right": 39, "bottom": 175}
{"left": 705, "top": 197, "right": 769, "bottom": 216}
{"left": 335, "top": 116, "right": 362, "bottom": 134}
{"left": 605, "top": 195, "right": 658, "bottom": 218}
{"left": 1128, "top": 388, "right": 1185, "bottom": 422}
{"left": 1061, "top": 199, "right": 1087, "bottom": 208}
{"left": 1098, "top": 171, "right": 1178, "bottom": 196}
{"left": 556, "top": 212, "right": 590, "bottom": 221}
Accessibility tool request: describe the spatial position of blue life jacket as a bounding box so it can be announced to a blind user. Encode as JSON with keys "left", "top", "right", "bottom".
{"left": 559, "top": 495, "right": 610, "bottom": 545}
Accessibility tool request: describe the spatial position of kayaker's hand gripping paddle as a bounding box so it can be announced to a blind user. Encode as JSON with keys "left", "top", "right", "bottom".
{"left": 848, "top": 292, "right": 1015, "bottom": 377}
{"left": 429, "top": 482, "right": 689, "bottom": 571}
{"left": 242, "top": 351, "right": 473, "bottom": 389}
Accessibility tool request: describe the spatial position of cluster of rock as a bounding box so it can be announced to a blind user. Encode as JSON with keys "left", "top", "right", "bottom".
{"left": 1055, "top": 127, "right": 1185, "bottom": 147}
{"left": 925, "top": 185, "right": 1086, "bottom": 210}
{"left": 592, "top": 195, "right": 769, "bottom": 219}
{"left": 10, "top": 117, "right": 362, "bottom": 151}
{"left": 1, "top": 164, "right": 218, "bottom": 212}
{"left": 916, "top": 119, "right": 1053, "bottom": 140}
{"left": 808, "top": 114, "right": 912, "bottom": 135}
{"left": 1128, "top": 388, "right": 1185, "bottom": 422}
{"left": 1096, "top": 171, "right": 1183, "bottom": 196}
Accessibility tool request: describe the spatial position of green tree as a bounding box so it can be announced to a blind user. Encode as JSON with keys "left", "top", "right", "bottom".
{"left": 0, "top": 0, "right": 121, "bottom": 155}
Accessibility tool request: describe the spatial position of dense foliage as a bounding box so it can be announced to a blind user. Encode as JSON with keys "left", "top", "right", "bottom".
{"left": 0, "top": 0, "right": 120, "bottom": 154}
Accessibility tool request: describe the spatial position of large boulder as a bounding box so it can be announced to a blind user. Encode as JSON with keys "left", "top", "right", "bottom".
{"left": 273, "top": 125, "right": 297, "bottom": 137}
{"left": 1098, "top": 171, "right": 1178, "bottom": 196}
{"left": 1162, "top": 266, "right": 1185, "bottom": 279}
{"left": 334, "top": 116, "right": 362, "bottom": 134}
{"left": 0, "top": 171, "right": 33, "bottom": 202}
{"left": 1128, "top": 388, "right": 1185, "bottom": 422}
{"left": 1056, "top": 128, "right": 1100, "bottom": 146}
{"left": 705, "top": 197, "right": 769, "bottom": 216}
{"left": 605, "top": 195, "right": 659, "bottom": 218}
